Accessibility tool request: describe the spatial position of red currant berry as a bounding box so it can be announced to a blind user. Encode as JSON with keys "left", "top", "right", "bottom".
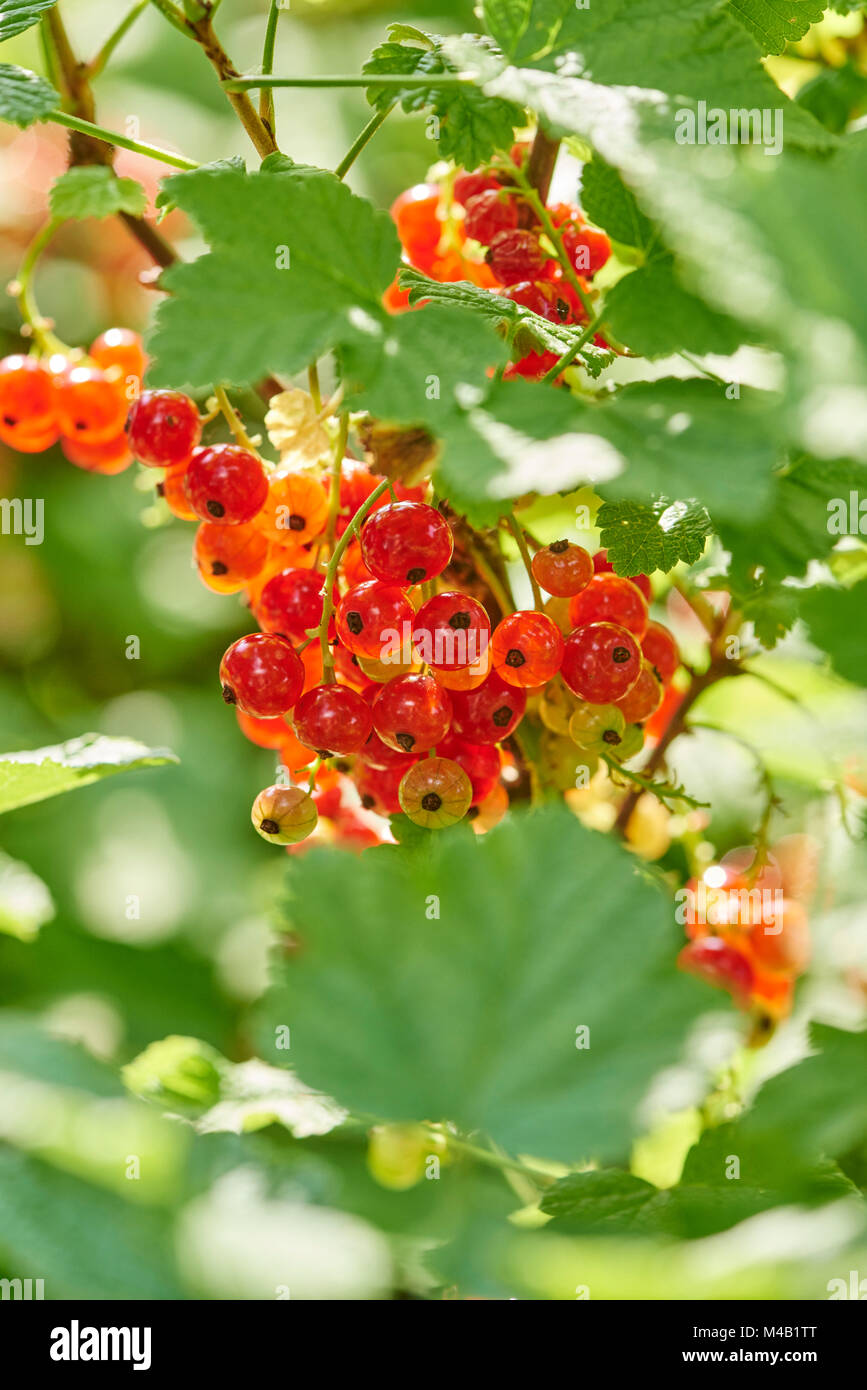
{"left": 90, "top": 328, "right": 146, "bottom": 398}
{"left": 531, "top": 540, "right": 593, "bottom": 597}
{"left": 184, "top": 444, "right": 268, "bottom": 524}
{"left": 354, "top": 760, "right": 414, "bottom": 816}
{"left": 61, "top": 431, "right": 132, "bottom": 475}
{"left": 293, "top": 683, "right": 373, "bottom": 755}
{"left": 436, "top": 732, "right": 500, "bottom": 805}
{"left": 504, "top": 350, "right": 561, "bottom": 381}
{"left": 398, "top": 757, "right": 472, "bottom": 830}
{"left": 641, "top": 621, "right": 680, "bottom": 684}
{"left": 391, "top": 184, "right": 441, "bottom": 265}
{"left": 749, "top": 899, "right": 810, "bottom": 976}
{"left": 561, "top": 222, "right": 611, "bottom": 276}
{"left": 257, "top": 470, "right": 329, "bottom": 544}
{"left": 486, "top": 229, "right": 548, "bottom": 284}
{"left": 490, "top": 611, "right": 564, "bottom": 688}
{"left": 335, "top": 581, "right": 415, "bottom": 661}
{"left": 55, "top": 365, "right": 127, "bottom": 445}
{"left": 256, "top": 567, "right": 328, "bottom": 640}
{"left": 414, "top": 591, "right": 491, "bottom": 671}
{"left": 360, "top": 501, "right": 453, "bottom": 585}
{"left": 372, "top": 673, "right": 452, "bottom": 754}
{"left": 358, "top": 723, "right": 417, "bottom": 771}
{"left": 561, "top": 622, "right": 641, "bottom": 703}
{"left": 236, "top": 708, "right": 293, "bottom": 750}
{"left": 613, "top": 660, "right": 663, "bottom": 724}
{"left": 127, "top": 389, "right": 201, "bottom": 467}
{"left": 453, "top": 169, "right": 501, "bottom": 205}
{"left": 677, "top": 937, "right": 754, "bottom": 1005}
{"left": 449, "top": 669, "right": 527, "bottom": 744}
{"left": 500, "top": 280, "right": 570, "bottom": 323}
{"left": 220, "top": 633, "right": 304, "bottom": 718}
{"left": 568, "top": 573, "right": 649, "bottom": 638}
{"left": 0, "top": 355, "right": 57, "bottom": 447}
{"left": 194, "top": 522, "right": 269, "bottom": 594}
{"left": 463, "top": 188, "right": 518, "bottom": 245}
{"left": 592, "top": 549, "right": 651, "bottom": 601}
{"left": 158, "top": 462, "right": 198, "bottom": 521}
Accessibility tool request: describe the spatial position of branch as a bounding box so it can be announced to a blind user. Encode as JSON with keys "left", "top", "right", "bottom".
{"left": 526, "top": 125, "right": 560, "bottom": 204}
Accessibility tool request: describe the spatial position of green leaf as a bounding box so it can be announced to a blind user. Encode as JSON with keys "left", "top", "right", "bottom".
{"left": 0, "top": 0, "right": 57, "bottom": 42}
{"left": 580, "top": 157, "right": 656, "bottom": 252}
{"left": 260, "top": 805, "right": 709, "bottom": 1164}
{"left": 400, "top": 266, "right": 613, "bottom": 369}
{"left": 801, "top": 580, "right": 867, "bottom": 687}
{"left": 0, "top": 733, "right": 178, "bottom": 815}
{"left": 597, "top": 499, "right": 713, "bottom": 576}
{"left": 718, "top": 457, "right": 867, "bottom": 585}
{"left": 0, "top": 1012, "right": 123, "bottom": 1095}
{"left": 540, "top": 1168, "right": 658, "bottom": 1228}
{"left": 364, "top": 30, "right": 522, "bottom": 169}
{"left": 796, "top": 59, "right": 867, "bottom": 134}
{"left": 726, "top": 0, "right": 825, "bottom": 55}
{"left": 0, "top": 1148, "right": 183, "bottom": 1299}
{"left": 49, "top": 166, "right": 147, "bottom": 221}
{"left": 0, "top": 63, "right": 59, "bottom": 129}
{"left": 603, "top": 258, "right": 745, "bottom": 359}
{"left": 483, "top": 0, "right": 832, "bottom": 151}
{"left": 584, "top": 380, "right": 781, "bottom": 522}
{"left": 147, "top": 165, "right": 399, "bottom": 391}
{"left": 154, "top": 154, "right": 245, "bottom": 219}
{"left": 0, "top": 852, "right": 53, "bottom": 942}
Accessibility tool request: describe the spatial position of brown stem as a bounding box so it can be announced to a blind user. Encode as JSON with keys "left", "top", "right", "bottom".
{"left": 189, "top": 17, "right": 278, "bottom": 159}
{"left": 526, "top": 125, "right": 560, "bottom": 204}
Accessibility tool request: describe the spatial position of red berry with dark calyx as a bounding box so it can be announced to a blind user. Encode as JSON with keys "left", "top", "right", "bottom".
{"left": 293, "top": 683, "right": 373, "bottom": 756}
{"left": 449, "top": 669, "right": 527, "bottom": 745}
{"left": 358, "top": 724, "right": 416, "bottom": 771}
{"left": 463, "top": 188, "right": 519, "bottom": 245}
{"left": 184, "top": 443, "right": 268, "bottom": 524}
{"left": 500, "top": 279, "right": 569, "bottom": 323}
{"left": 678, "top": 937, "right": 754, "bottom": 1006}
{"left": 531, "top": 540, "right": 593, "bottom": 597}
{"left": 219, "top": 633, "right": 304, "bottom": 718}
{"left": 486, "top": 229, "right": 548, "bottom": 284}
{"left": 56, "top": 365, "right": 127, "bottom": 445}
{"left": 490, "top": 611, "right": 564, "bottom": 689}
{"left": 642, "top": 621, "right": 680, "bottom": 685}
{"left": 194, "top": 522, "right": 268, "bottom": 594}
{"left": 127, "top": 389, "right": 201, "bottom": 467}
{"left": 561, "top": 622, "right": 641, "bottom": 704}
{"left": 568, "top": 573, "right": 649, "bottom": 639}
{"left": 256, "top": 567, "right": 329, "bottom": 641}
{"left": 0, "top": 355, "right": 57, "bottom": 447}
{"left": 436, "top": 732, "right": 500, "bottom": 805}
{"left": 360, "top": 501, "right": 453, "bottom": 585}
{"left": 414, "top": 591, "right": 491, "bottom": 671}
{"left": 453, "top": 169, "right": 502, "bottom": 205}
{"left": 593, "top": 549, "right": 651, "bottom": 601}
{"left": 372, "top": 673, "right": 452, "bottom": 754}
{"left": 354, "top": 760, "right": 413, "bottom": 816}
{"left": 561, "top": 222, "right": 611, "bottom": 277}
{"left": 335, "top": 581, "right": 415, "bottom": 661}
{"left": 614, "top": 660, "right": 663, "bottom": 724}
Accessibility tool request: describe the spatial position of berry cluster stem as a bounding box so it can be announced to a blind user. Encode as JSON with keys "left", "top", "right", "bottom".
{"left": 324, "top": 412, "right": 350, "bottom": 555}
{"left": 315, "top": 478, "right": 391, "bottom": 682}
{"left": 505, "top": 513, "right": 543, "bottom": 610}
{"left": 214, "top": 385, "right": 260, "bottom": 454}
{"left": 13, "top": 219, "right": 68, "bottom": 355}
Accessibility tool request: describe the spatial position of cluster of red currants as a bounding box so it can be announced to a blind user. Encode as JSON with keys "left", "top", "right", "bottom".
{"left": 0, "top": 329, "right": 145, "bottom": 472}
{"left": 678, "top": 846, "right": 811, "bottom": 1022}
{"left": 384, "top": 143, "right": 612, "bottom": 378}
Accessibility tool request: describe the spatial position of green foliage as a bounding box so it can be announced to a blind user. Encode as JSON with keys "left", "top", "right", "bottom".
{"left": 147, "top": 164, "right": 400, "bottom": 390}
{"left": 261, "top": 805, "right": 708, "bottom": 1163}
{"left": 596, "top": 499, "right": 713, "bottom": 576}
{"left": 726, "top": 0, "right": 825, "bottom": 54}
{"left": 49, "top": 167, "right": 147, "bottom": 221}
{"left": 364, "top": 27, "right": 523, "bottom": 169}
{"left": 0, "top": 734, "right": 179, "bottom": 815}
{"left": 801, "top": 581, "right": 867, "bottom": 686}
{"left": 0, "top": 0, "right": 57, "bottom": 42}
{"left": 0, "top": 62, "right": 58, "bottom": 127}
